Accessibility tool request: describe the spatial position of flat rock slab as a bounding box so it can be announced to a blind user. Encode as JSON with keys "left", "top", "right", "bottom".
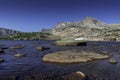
{"left": 43, "top": 49, "right": 109, "bottom": 63}
{"left": 54, "top": 40, "right": 87, "bottom": 46}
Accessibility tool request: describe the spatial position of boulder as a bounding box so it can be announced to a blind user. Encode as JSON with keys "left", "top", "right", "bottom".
{"left": 36, "top": 47, "right": 49, "bottom": 50}
{"left": 110, "top": 38, "right": 117, "bottom": 41}
{"left": 109, "top": 58, "right": 117, "bottom": 64}
{"left": 14, "top": 54, "right": 25, "bottom": 58}
{"left": 43, "top": 49, "right": 109, "bottom": 63}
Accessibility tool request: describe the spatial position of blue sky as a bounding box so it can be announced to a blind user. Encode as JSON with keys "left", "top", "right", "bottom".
{"left": 0, "top": 0, "right": 120, "bottom": 32}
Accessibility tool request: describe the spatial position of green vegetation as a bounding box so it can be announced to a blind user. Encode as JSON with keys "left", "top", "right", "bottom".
{"left": 0, "top": 32, "right": 52, "bottom": 40}
{"left": 108, "top": 29, "right": 120, "bottom": 32}
{"left": 91, "top": 28, "right": 102, "bottom": 32}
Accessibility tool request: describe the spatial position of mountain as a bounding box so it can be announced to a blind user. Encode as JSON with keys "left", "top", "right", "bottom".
{"left": 42, "top": 16, "right": 120, "bottom": 41}
{"left": 53, "top": 16, "right": 106, "bottom": 29}
{"left": 0, "top": 28, "right": 20, "bottom": 37}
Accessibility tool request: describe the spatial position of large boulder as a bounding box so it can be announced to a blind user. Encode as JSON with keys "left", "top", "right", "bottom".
{"left": 43, "top": 49, "right": 109, "bottom": 63}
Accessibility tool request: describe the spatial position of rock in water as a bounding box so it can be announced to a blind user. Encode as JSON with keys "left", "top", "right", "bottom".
{"left": 14, "top": 54, "right": 25, "bottom": 58}
{"left": 109, "top": 58, "right": 117, "bottom": 64}
{"left": 63, "top": 71, "right": 87, "bottom": 80}
{"left": 43, "top": 49, "right": 109, "bottom": 63}
{"left": 0, "top": 58, "right": 4, "bottom": 62}
{"left": 0, "top": 49, "right": 4, "bottom": 54}
{"left": 54, "top": 40, "right": 87, "bottom": 46}
{"left": 36, "top": 46, "right": 49, "bottom": 51}
{"left": 10, "top": 45, "right": 24, "bottom": 49}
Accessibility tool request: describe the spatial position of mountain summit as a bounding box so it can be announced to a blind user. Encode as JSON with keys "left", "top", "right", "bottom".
{"left": 41, "top": 16, "right": 120, "bottom": 40}
{"left": 53, "top": 16, "right": 106, "bottom": 29}
{"left": 79, "top": 16, "right": 106, "bottom": 28}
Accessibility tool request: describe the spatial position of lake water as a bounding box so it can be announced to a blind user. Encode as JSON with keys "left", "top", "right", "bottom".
{"left": 0, "top": 40, "right": 120, "bottom": 80}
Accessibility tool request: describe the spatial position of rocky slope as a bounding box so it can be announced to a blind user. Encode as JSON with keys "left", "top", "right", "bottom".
{"left": 42, "top": 16, "right": 120, "bottom": 41}
{"left": 0, "top": 28, "right": 20, "bottom": 37}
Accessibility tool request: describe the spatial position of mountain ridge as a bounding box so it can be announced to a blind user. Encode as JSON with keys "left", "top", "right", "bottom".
{"left": 42, "top": 16, "right": 120, "bottom": 41}
{"left": 0, "top": 28, "right": 20, "bottom": 36}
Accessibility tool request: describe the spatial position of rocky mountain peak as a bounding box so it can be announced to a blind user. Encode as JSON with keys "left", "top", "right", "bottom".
{"left": 80, "top": 16, "right": 106, "bottom": 28}
{"left": 52, "top": 16, "right": 106, "bottom": 30}
{"left": 84, "top": 16, "right": 95, "bottom": 20}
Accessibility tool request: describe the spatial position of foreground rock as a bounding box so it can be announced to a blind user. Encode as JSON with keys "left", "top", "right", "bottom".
{"left": 54, "top": 40, "right": 87, "bottom": 46}
{"left": 14, "top": 54, "right": 25, "bottom": 58}
{"left": 0, "top": 58, "right": 4, "bottom": 62}
{"left": 43, "top": 49, "right": 109, "bottom": 63}
{"left": 63, "top": 71, "right": 87, "bottom": 80}
{"left": 109, "top": 58, "right": 117, "bottom": 64}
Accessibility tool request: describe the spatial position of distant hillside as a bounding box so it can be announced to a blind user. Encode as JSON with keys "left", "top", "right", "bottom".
{"left": 0, "top": 28, "right": 20, "bottom": 36}
{"left": 42, "top": 16, "right": 120, "bottom": 41}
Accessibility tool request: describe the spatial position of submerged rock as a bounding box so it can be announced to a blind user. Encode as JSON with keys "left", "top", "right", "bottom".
{"left": 109, "top": 58, "right": 117, "bottom": 64}
{"left": 63, "top": 71, "right": 87, "bottom": 80}
{"left": 0, "top": 58, "right": 4, "bottom": 62}
{"left": 43, "top": 49, "right": 109, "bottom": 63}
{"left": 14, "top": 54, "right": 25, "bottom": 58}
{"left": 36, "top": 46, "right": 49, "bottom": 50}
{"left": 0, "top": 49, "right": 4, "bottom": 54}
{"left": 10, "top": 45, "right": 24, "bottom": 49}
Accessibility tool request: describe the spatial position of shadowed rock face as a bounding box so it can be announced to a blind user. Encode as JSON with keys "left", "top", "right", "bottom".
{"left": 0, "top": 28, "right": 20, "bottom": 36}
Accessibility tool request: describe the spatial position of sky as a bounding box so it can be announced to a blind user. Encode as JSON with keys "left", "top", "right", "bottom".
{"left": 0, "top": 0, "right": 120, "bottom": 32}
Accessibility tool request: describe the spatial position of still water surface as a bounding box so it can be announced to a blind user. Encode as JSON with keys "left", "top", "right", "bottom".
{"left": 0, "top": 40, "right": 120, "bottom": 80}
